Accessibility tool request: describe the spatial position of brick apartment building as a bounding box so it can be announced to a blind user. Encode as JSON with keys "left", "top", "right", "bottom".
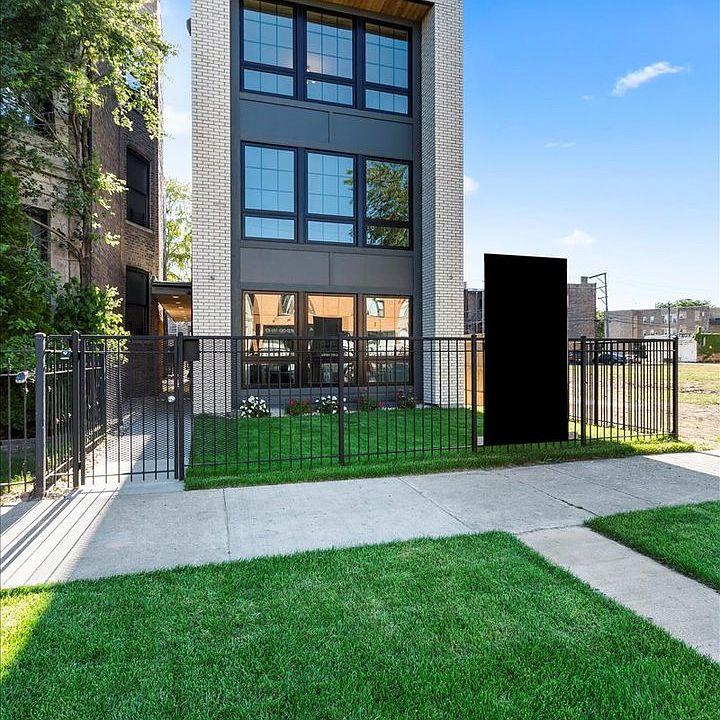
{"left": 607, "top": 305, "right": 720, "bottom": 339}
{"left": 191, "top": 0, "right": 464, "bottom": 404}
{"left": 23, "top": 11, "right": 164, "bottom": 336}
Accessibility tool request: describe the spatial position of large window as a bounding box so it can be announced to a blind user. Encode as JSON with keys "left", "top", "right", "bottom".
{"left": 305, "top": 11, "right": 354, "bottom": 106}
{"left": 243, "top": 291, "right": 297, "bottom": 385}
{"left": 125, "top": 267, "right": 149, "bottom": 335}
{"left": 240, "top": 1, "right": 412, "bottom": 117}
{"left": 242, "top": 291, "right": 410, "bottom": 386}
{"left": 243, "top": 144, "right": 296, "bottom": 240}
{"left": 306, "top": 152, "right": 354, "bottom": 244}
{"left": 365, "top": 296, "right": 411, "bottom": 383}
{"left": 126, "top": 150, "right": 150, "bottom": 227}
{"left": 365, "top": 159, "right": 410, "bottom": 247}
{"left": 242, "top": 0, "right": 295, "bottom": 96}
{"left": 364, "top": 24, "right": 409, "bottom": 114}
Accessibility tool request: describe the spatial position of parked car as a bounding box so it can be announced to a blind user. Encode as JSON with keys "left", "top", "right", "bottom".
{"left": 596, "top": 352, "right": 626, "bottom": 365}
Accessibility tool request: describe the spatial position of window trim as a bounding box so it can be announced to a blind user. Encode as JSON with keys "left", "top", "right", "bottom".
{"left": 126, "top": 148, "right": 151, "bottom": 228}
{"left": 241, "top": 141, "right": 298, "bottom": 242}
{"left": 238, "top": 0, "right": 413, "bottom": 117}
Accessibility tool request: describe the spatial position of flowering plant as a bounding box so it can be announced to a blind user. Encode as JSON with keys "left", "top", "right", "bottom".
{"left": 238, "top": 395, "right": 270, "bottom": 418}
{"left": 285, "top": 399, "right": 312, "bottom": 416}
{"left": 315, "top": 395, "right": 347, "bottom": 415}
{"left": 395, "top": 390, "right": 416, "bottom": 409}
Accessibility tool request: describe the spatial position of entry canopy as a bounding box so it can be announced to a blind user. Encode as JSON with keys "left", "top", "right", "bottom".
{"left": 152, "top": 280, "right": 192, "bottom": 323}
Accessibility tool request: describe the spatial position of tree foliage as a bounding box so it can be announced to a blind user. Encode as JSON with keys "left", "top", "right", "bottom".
{"left": 165, "top": 179, "right": 191, "bottom": 281}
{"left": 0, "top": 0, "right": 174, "bottom": 283}
{"left": 655, "top": 299, "right": 710, "bottom": 308}
{"left": 364, "top": 161, "right": 409, "bottom": 248}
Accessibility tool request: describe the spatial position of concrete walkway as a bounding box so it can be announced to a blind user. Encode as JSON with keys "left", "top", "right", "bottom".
{"left": 523, "top": 526, "right": 720, "bottom": 662}
{"left": 2, "top": 451, "right": 718, "bottom": 659}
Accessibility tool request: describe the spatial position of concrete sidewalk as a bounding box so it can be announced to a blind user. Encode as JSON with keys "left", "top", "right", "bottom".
{"left": 2, "top": 451, "right": 718, "bottom": 590}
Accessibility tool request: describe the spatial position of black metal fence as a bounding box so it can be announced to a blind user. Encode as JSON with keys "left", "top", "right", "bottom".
{"left": 0, "top": 333, "right": 679, "bottom": 496}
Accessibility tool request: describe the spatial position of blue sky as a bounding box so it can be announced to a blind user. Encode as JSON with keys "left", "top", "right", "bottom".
{"left": 161, "top": 0, "right": 719, "bottom": 309}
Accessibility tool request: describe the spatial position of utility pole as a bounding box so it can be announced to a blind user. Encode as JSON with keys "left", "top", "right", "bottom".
{"left": 667, "top": 302, "right": 672, "bottom": 338}
{"left": 588, "top": 272, "right": 609, "bottom": 337}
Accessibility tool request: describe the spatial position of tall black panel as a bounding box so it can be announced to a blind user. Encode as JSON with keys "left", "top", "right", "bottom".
{"left": 483, "top": 254, "right": 568, "bottom": 446}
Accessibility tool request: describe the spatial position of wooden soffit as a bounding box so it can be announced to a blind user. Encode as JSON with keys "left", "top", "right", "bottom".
{"left": 324, "top": 0, "right": 432, "bottom": 22}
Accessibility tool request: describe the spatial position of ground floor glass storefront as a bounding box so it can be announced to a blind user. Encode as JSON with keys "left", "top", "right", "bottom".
{"left": 241, "top": 291, "right": 411, "bottom": 387}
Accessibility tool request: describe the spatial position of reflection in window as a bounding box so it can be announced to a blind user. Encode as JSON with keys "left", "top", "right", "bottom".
{"left": 306, "top": 79, "right": 352, "bottom": 105}
{"left": 244, "top": 69, "right": 294, "bottom": 96}
{"left": 365, "top": 89, "right": 408, "bottom": 114}
{"left": 365, "top": 297, "right": 411, "bottom": 384}
{"left": 365, "top": 24, "right": 408, "bottom": 88}
{"left": 245, "top": 146, "right": 294, "bottom": 212}
{"left": 243, "top": 145, "right": 295, "bottom": 241}
{"left": 243, "top": 1, "right": 294, "bottom": 69}
{"left": 243, "top": 291, "right": 297, "bottom": 385}
{"left": 307, "top": 221, "right": 353, "bottom": 244}
{"left": 126, "top": 150, "right": 150, "bottom": 227}
{"left": 306, "top": 294, "right": 356, "bottom": 384}
{"left": 307, "top": 153, "right": 354, "bottom": 217}
{"left": 365, "top": 160, "right": 410, "bottom": 247}
{"left": 306, "top": 12, "right": 353, "bottom": 78}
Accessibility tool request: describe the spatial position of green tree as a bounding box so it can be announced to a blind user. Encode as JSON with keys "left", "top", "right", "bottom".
{"left": 655, "top": 299, "right": 710, "bottom": 308}
{"left": 595, "top": 311, "right": 605, "bottom": 339}
{"left": 165, "top": 179, "right": 191, "bottom": 281}
{"left": 364, "top": 161, "right": 409, "bottom": 247}
{"left": 0, "top": 171, "right": 57, "bottom": 348}
{"left": 0, "top": 0, "right": 174, "bottom": 284}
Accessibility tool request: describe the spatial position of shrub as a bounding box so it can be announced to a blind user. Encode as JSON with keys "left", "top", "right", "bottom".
{"left": 358, "top": 393, "right": 383, "bottom": 411}
{"left": 315, "top": 395, "right": 347, "bottom": 415}
{"left": 285, "top": 399, "right": 312, "bottom": 416}
{"left": 238, "top": 396, "right": 270, "bottom": 418}
{"left": 396, "top": 390, "right": 416, "bottom": 409}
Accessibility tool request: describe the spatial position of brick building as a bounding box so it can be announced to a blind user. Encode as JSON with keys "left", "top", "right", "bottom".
{"left": 567, "top": 277, "right": 597, "bottom": 338}
{"left": 191, "top": 0, "right": 464, "bottom": 403}
{"left": 607, "top": 305, "right": 720, "bottom": 339}
{"left": 22, "top": 9, "right": 164, "bottom": 337}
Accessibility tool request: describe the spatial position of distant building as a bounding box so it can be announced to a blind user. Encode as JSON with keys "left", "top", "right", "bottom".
{"left": 567, "top": 277, "right": 596, "bottom": 338}
{"left": 463, "top": 278, "right": 597, "bottom": 338}
{"left": 607, "top": 305, "right": 720, "bottom": 338}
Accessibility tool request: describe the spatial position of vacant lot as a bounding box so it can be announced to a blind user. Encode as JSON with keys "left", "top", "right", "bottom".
{"left": 588, "top": 501, "right": 720, "bottom": 590}
{"left": 678, "top": 363, "right": 720, "bottom": 447}
{"left": 2, "top": 533, "right": 718, "bottom": 720}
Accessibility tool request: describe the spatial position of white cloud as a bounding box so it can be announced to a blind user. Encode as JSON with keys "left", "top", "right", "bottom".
{"left": 164, "top": 105, "right": 190, "bottom": 137}
{"left": 581, "top": 95, "right": 593, "bottom": 102}
{"left": 463, "top": 175, "right": 479, "bottom": 195}
{"left": 544, "top": 140, "right": 576, "bottom": 149}
{"left": 612, "top": 61, "right": 686, "bottom": 97}
{"left": 558, "top": 229, "right": 595, "bottom": 247}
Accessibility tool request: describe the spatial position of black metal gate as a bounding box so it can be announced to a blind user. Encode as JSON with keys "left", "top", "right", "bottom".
{"left": 36, "top": 333, "right": 185, "bottom": 490}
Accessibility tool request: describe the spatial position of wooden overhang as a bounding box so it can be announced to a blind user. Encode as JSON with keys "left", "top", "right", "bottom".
{"left": 323, "top": 0, "right": 432, "bottom": 22}
{"left": 152, "top": 280, "right": 192, "bottom": 323}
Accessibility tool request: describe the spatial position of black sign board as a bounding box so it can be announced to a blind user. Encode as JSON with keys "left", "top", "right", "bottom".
{"left": 483, "top": 253, "right": 568, "bottom": 446}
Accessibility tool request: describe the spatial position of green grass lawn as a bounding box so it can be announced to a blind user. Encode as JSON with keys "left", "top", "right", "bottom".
{"left": 678, "top": 363, "right": 720, "bottom": 407}
{"left": 188, "top": 408, "right": 480, "bottom": 479}
{"left": 2, "top": 533, "right": 717, "bottom": 720}
{"left": 587, "top": 501, "right": 720, "bottom": 591}
{"left": 186, "top": 424, "right": 692, "bottom": 490}
{"left": 0, "top": 451, "right": 35, "bottom": 497}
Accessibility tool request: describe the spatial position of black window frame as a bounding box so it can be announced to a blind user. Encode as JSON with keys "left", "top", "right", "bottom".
{"left": 241, "top": 141, "right": 298, "bottom": 242}
{"left": 240, "top": 290, "right": 413, "bottom": 388}
{"left": 126, "top": 149, "right": 151, "bottom": 228}
{"left": 363, "top": 156, "right": 412, "bottom": 249}
{"left": 238, "top": 0, "right": 413, "bottom": 117}
{"left": 304, "top": 148, "right": 357, "bottom": 247}
{"left": 125, "top": 266, "right": 150, "bottom": 335}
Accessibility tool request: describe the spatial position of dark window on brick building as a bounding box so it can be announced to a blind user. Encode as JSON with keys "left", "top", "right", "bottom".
{"left": 125, "top": 267, "right": 149, "bottom": 335}
{"left": 26, "top": 207, "right": 50, "bottom": 262}
{"left": 126, "top": 150, "right": 150, "bottom": 227}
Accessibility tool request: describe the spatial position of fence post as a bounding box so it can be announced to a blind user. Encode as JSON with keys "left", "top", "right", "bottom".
{"left": 337, "top": 333, "right": 345, "bottom": 465}
{"left": 33, "top": 333, "right": 46, "bottom": 498}
{"left": 580, "top": 336, "right": 587, "bottom": 445}
{"left": 672, "top": 335, "right": 679, "bottom": 439}
{"left": 470, "top": 334, "right": 478, "bottom": 451}
{"left": 70, "top": 330, "right": 81, "bottom": 488}
{"left": 175, "top": 332, "right": 186, "bottom": 481}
